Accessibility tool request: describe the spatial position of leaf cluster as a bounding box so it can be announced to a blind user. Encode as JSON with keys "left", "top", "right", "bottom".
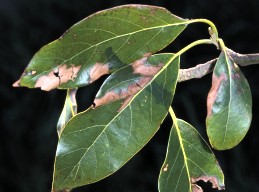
{"left": 14, "top": 5, "right": 257, "bottom": 192}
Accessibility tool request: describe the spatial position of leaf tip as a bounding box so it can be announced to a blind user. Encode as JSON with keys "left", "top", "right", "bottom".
{"left": 13, "top": 79, "right": 21, "bottom": 87}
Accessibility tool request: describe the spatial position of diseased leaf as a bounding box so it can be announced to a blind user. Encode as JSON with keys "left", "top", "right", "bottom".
{"left": 13, "top": 5, "right": 188, "bottom": 91}
{"left": 52, "top": 54, "right": 180, "bottom": 191}
{"left": 158, "top": 119, "right": 224, "bottom": 192}
{"left": 206, "top": 50, "right": 252, "bottom": 150}
{"left": 57, "top": 89, "right": 78, "bottom": 137}
{"left": 93, "top": 56, "right": 164, "bottom": 109}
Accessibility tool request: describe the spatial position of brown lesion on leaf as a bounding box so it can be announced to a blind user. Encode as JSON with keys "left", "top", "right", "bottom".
{"left": 93, "top": 76, "right": 153, "bottom": 109}
{"left": 234, "top": 73, "right": 240, "bottom": 79}
{"left": 192, "top": 184, "right": 203, "bottom": 192}
{"left": 93, "top": 56, "right": 164, "bottom": 111}
{"left": 89, "top": 63, "right": 109, "bottom": 83}
{"left": 162, "top": 164, "right": 169, "bottom": 172}
{"left": 118, "top": 95, "right": 134, "bottom": 112}
{"left": 207, "top": 74, "right": 227, "bottom": 117}
{"left": 132, "top": 57, "right": 163, "bottom": 76}
{"left": 231, "top": 63, "right": 242, "bottom": 81}
{"left": 35, "top": 64, "right": 81, "bottom": 91}
{"left": 191, "top": 176, "right": 225, "bottom": 191}
{"left": 143, "top": 52, "right": 152, "bottom": 58}
{"left": 13, "top": 79, "right": 21, "bottom": 87}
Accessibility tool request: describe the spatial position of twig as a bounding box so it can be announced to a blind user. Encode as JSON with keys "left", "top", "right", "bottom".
{"left": 178, "top": 49, "right": 259, "bottom": 82}
{"left": 227, "top": 48, "right": 259, "bottom": 66}
{"left": 178, "top": 59, "right": 217, "bottom": 82}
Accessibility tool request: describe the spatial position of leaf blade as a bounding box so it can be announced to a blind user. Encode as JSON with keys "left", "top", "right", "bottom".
{"left": 206, "top": 50, "right": 252, "bottom": 150}
{"left": 15, "top": 5, "right": 187, "bottom": 90}
{"left": 57, "top": 89, "right": 78, "bottom": 137}
{"left": 52, "top": 53, "right": 180, "bottom": 191}
{"left": 158, "top": 118, "right": 224, "bottom": 192}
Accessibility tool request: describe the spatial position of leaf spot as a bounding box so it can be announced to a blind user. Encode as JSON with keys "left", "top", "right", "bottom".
{"left": 35, "top": 64, "right": 81, "bottom": 91}
{"left": 93, "top": 57, "right": 164, "bottom": 110}
{"left": 93, "top": 77, "right": 151, "bottom": 109}
{"left": 163, "top": 164, "right": 168, "bottom": 172}
{"left": 191, "top": 176, "right": 225, "bottom": 191}
{"left": 192, "top": 184, "right": 203, "bottom": 192}
{"left": 118, "top": 96, "right": 133, "bottom": 112}
{"left": 89, "top": 63, "right": 109, "bottom": 83}
{"left": 25, "top": 70, "right": 37, "bottom": 76}
{"left": 132, "top": 57, "right": 163, "bottom": 76}
{"left": 233, "top": 72, "right": 240, "bottom": 80}
{"left": 207, "top": 74, "right": 227, "bottom": 117}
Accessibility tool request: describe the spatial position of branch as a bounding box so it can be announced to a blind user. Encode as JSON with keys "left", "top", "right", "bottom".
{"left": 227, "top": 48, "right": 259, "bottom": 66}
{"left": 178, "top": 59, "right": 217, "bottom": 82}
{"left": 178, "top": 49, "right": 259, "bottom": 82}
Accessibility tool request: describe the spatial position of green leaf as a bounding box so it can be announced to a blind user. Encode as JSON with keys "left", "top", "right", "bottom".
{"left": 14, "top": 5, "right": 187, "bottom": 91}
{"left": 52, "top": 54, "right": 179, "bottom": 191}
{"left": 158, "top": 118, "right": 224, "bottom": 192}
{"left": 206, "top": 50, "right": 252, "bottom": 150}
{"left": 57, "top": 89, "right": 78, "bottom": 137}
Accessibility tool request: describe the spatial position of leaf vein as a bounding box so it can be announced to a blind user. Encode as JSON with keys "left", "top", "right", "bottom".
{"left": 64, "top": 124, "right": 106, "bottom": 136}
{"left": 187, "top": 158, "right": 208, "bottom": 176}
{"left": 165, "top": 148, "right": 181, "bottom": 189}
{"left": 173, "top": 164, "right": 186, "bottom": 192}
{"left": 77, "top": 27, "right": 118, "bottom": 37}
{"left": 60, "top": 147, "right": 88, "bottom": 158}
{"left": 125, "top": 27, "right": 163, "bottom": 63}
{"left": 99, "top": 15, "right": 144, "bottom": 29}
{"left": 103, "top": 34, "right": 132, "bottom": 64}
{"left": 59, "top": 23, "right": 186, "bottom": 66}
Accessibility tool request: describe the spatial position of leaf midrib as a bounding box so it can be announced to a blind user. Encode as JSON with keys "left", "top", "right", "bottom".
{"left": 65, "top": 23, "right": 186, "bottom": 62}
{"left": 175, "top": 122, "right": 191, "bottom": 192}
{"left": 221, "top": 51, "right": 232, "bottom": 148}
{"left": 41, "top": 22, "right": 186, "bottom": 77}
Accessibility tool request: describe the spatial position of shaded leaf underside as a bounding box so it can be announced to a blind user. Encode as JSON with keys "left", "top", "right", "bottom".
{"left": 57, "top": 89, "right": 78, "bottom": 137}
{"left": 53, "top": 54, "right": 179, "bottom": 191}
{"left": 159, "top": 119, "right": 224, "bottom": 192}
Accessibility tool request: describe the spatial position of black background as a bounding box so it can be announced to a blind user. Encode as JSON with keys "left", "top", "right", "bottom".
{"left": 1, "top": 0, "right": 259, "bottom": 191}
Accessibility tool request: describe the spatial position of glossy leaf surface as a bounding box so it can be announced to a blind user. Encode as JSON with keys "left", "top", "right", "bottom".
{"left": 14, "top": 5, "right": 187, "bottom": 91}
{"left": 57, "top": 89, "right": 78, "bottom": 137}
{"left": 159, "top": 119, "right": 224, "bottom": 192}
{"left": 52, "top": 54, "right": 179, "bottom": 191}
{"left": 206, "top": 51, "right": 252, "bottom": 150}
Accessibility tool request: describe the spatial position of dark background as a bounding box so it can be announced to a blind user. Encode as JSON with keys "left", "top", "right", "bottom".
{"left": 1, "top": 0, "right": 259, "bottom": 191}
